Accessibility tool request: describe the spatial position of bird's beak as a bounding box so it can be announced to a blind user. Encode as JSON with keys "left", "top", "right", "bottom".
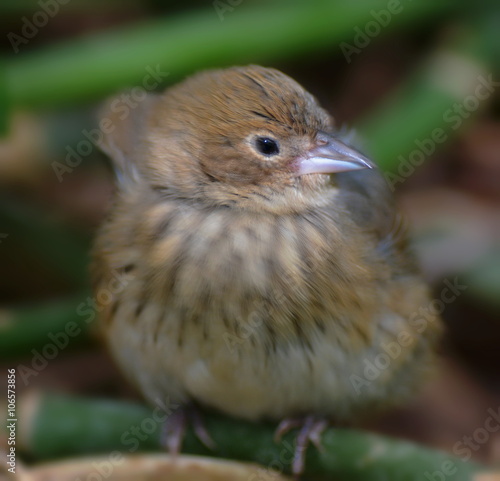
{"left": 297, "top": 133, "right": 375, "bottom": 176}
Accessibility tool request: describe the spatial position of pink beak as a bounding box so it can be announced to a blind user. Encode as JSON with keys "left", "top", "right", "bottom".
{"left": 298, "top": 132, "right": 375, "bottom": 175}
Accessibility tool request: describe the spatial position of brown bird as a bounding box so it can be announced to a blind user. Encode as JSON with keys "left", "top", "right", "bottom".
{"left": 92, "top": 65, "right": 441, "bottom": 476}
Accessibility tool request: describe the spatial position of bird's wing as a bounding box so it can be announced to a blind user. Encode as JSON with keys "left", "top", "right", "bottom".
{"left": 97, "top": 92, "right": 159, "bottom": 190}
{"left": 334, "top": 168, "right": 408, "bottom": 255}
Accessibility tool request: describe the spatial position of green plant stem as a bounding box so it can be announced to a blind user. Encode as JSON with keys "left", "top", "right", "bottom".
{"left": 6, "top": 0, "right": 453, "bottom": 108}
{"left": 463, "top": 246, "right": 500, "bottom": 309}
{"left": 0, "top": 57, "right": 8, "bottom": 135}
{"left": 0, "top": 198, "right": 89, "bottom": 287}
{"left": 0, "top": 293, "right": 92, "bottom": 361}
{"left": 360, "top": 19, "right": 499, "bottom": 172}
{"left": 19, "top": 393, "right": 485, "bottom": 481}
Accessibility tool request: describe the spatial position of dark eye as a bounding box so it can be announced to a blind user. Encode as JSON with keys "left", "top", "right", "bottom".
{"left": 254, "top": 137, "right": 280, "bottom": 157}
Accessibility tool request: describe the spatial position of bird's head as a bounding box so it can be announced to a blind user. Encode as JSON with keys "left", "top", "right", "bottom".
{"left": 137, "top": 66, "right": 374, "bottom": 214}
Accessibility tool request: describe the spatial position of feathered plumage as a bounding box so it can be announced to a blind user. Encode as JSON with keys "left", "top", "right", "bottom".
{"left": 92, "top": 65, "right": 441, "bottom": 473}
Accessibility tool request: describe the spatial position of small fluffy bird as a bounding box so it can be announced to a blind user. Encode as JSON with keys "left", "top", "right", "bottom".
{"left": 92, "top": 65, "right": 441, "bottom": 475}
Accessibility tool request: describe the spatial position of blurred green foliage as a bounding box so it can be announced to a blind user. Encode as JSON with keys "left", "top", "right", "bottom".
{"left": 1, "top": 1, "right": 499, "bottom": 476}
{"left": 23, "top": 393, "right": 484, "bottom": 480}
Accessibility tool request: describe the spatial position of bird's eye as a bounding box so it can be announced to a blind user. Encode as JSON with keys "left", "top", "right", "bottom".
{"left": 254, "top": 137, "right": 280, "bottom": 157}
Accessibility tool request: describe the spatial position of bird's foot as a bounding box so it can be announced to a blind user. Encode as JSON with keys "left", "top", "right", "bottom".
{"left": 162, "top": 404, "right": 215, "bottom": 454}
{"left": 274, "top": 415, "right": 328, "bottom": 478}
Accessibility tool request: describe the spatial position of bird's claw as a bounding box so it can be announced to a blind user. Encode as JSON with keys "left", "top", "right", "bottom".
{"left": 162, "top": 405, "right": 215, "bottom": 455}
{"left": 274, "top": 415, "right": 328, "bottom": 478}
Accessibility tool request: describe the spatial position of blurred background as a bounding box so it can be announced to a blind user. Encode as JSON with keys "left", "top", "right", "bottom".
{"left": 1, "top": 0, "right": 499, "bottom": 478}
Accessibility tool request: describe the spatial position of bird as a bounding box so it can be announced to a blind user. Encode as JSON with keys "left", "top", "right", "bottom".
{"left": 91, "top": 65, "right": 442, "bottom": 477}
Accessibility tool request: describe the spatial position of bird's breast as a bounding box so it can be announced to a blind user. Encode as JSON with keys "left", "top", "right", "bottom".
{"left": 133, "top": 200, "right": 379, "bottom": 352}
{"left": 95, "top": 197, "right": 434, "bottom": 421}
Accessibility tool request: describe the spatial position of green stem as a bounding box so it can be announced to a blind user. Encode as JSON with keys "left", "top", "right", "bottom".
{"left": 463, "top": 246, "right": 500, "bottom": 309}
{"left": 6, "top": 0, "right": 453, "bottom": 108}
{"left": 360, "top": 18, "right": 499, "bottom": 172}
{"left": 0, "top": 293, "right": 93, "bottom": 361}
{"left": 0, "top": 198, "right": 89, "bottom": 287}
{"left": 19, "top": 393, "right": 485, "bottom": 481}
